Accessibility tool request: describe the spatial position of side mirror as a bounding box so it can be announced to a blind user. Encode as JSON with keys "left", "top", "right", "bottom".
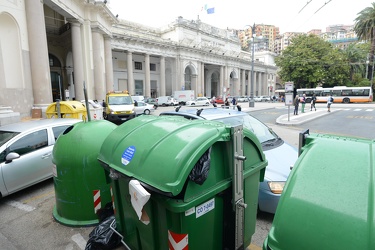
{"left": 6, "top": 152, "right": 20, "bottom": 163}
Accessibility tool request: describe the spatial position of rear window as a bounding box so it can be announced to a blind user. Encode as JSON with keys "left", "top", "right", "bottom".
{"left": 52, "top": 125, "right": 71, "bottom": 141}
{"left": 213, "top": 114, "right": 277, "bottom": 143}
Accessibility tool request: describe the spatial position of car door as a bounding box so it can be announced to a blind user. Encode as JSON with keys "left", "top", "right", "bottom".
{"left": 0, "top": 128, "right": 52, "bottom": 195}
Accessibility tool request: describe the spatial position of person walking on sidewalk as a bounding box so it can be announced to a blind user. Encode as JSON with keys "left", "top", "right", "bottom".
{"left": 310, "top": 94, "right": 317, "bottom": 111}
{"left": 327, "top": 94, "right": 334, "bottom": 112}
{"left": 301, "top": 94, "right": 306, "bottom": 113}
{"left": 294, "top": 95, "right": 300, "bottom": 115}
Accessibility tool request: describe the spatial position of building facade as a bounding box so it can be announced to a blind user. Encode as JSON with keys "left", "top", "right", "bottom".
{"left": 0, "top": 0, "right": 277, "bottom": 124}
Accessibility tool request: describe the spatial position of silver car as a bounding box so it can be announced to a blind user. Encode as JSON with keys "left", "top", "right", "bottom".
{"left": 0, "top": 118, "right": 81, "bottom": 198}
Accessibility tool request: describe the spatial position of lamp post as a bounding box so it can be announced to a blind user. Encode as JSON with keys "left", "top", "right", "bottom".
{"left": 249, "top": 23, "right": 255, "bottom": 107}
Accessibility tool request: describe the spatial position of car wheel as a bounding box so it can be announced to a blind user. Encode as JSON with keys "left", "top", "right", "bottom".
{"left": 191, "top": 103, "right": 195, "bottom": 105}
{"left": 343, "top": 98, "right": 350, "bottom": 104}
{"left": 103, "top": 112, "right": 108, "bottom": 120}
{"left": 144, "top": 109, "right": 150, "bottom": 115}
{"left": 205, "top": 102, "right": 209, "bottom": 106}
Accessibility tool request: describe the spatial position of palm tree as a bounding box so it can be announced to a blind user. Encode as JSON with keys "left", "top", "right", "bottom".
{"left": 354, "top": 3, "right": 375, "bottom": 82}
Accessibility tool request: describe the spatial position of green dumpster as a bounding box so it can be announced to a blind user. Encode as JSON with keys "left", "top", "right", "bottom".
{"left": 52, "top": 120, "right": 117, "bottom": 226}
{"left": 98, "top": 115, "right": 267, "bottom": 249}
{"left": 264, "top": 130, "right": 375, "bottom": 250}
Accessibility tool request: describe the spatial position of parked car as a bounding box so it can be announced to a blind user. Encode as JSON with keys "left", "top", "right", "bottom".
{"left": 134, "top": 101, "right": 155, "bottom": 115}
{"left": 0, "top": 118, "right": 81, "bottom": 198}
{"left": 186, "top": 97, "right": 210, "bottom": 106}
{"left": 160, "top": 108, "right": 298, "bottom": 214}
{"left": 132, "top": 95, "right": 145, "bottom": 102}
{"left": 215, "top": 97, "right": 224, "bottom": 104}
{"left": 237, "top": 96, "right": 248, "bottom": 102}
{"left": 156, "top": 96, "right": 179, "bottom": 106}
{"left": 254, "top": 96, "right": 270, "bottom": 102}
{"left": 144, "top": 98, "right": 158, "bottom": 109}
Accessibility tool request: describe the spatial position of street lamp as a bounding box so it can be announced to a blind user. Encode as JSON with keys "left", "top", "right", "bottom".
{"left": 249, "top": 23, "right": 256, "bottom": 107}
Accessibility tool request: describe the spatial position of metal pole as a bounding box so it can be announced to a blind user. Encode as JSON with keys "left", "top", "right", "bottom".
{"left": 83, "top": 81, "right": 91, "bottom": 121}
{"left": 249, "top": 23, "right": 255, "bottom": 107}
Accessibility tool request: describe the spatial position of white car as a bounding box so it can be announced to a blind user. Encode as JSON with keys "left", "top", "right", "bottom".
{"left": 254, "top": 96, "right": 270, "bottom": 102}
{"left": 134, "top": 101, "right": 155, "bottom": 115}
{"left": 0, "top": 118, "right": 81, "bottom": 198}
{"left": 186, "top": 97, "right": 210, "bottom": 106}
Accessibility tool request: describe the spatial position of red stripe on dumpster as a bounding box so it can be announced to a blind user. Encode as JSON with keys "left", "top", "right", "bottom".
{"left": 93, "top": 190, "right": 101, "bottom": 214}
{"left": 168, "top": 230, "right": 188, "bottom": 250}
{"left": 110, "top": 186, "right": 116, "bottom": 214}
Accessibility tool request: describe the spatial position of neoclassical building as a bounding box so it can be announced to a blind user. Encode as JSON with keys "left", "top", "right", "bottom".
{"left": 0, "top": 0, "right": 278, "bottom": 124}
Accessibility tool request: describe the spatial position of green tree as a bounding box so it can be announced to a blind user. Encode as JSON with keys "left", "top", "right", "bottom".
{"left": 343, "top": 43, "right": 367, "bottom": 81}
{"left": 354, "top": 3, "right": 375, "bottom": 81}
{"left": 275, "top": 34, "right": 350, "bottom": 89}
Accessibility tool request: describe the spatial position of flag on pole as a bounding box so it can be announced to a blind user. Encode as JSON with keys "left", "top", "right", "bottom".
{"left": 206, "top": 7, "right": 215, "bottom": 14}
{"left": 200, "top": 3, "right": 215, "bottom": 14}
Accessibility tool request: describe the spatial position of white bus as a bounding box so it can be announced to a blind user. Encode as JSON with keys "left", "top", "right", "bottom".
{"left": 297, "top": 86, "right": 373, "bottom": 103}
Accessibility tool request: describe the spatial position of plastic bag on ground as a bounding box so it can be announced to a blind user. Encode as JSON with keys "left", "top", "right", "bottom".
{"left": 85, "top": 203, "right": 121, "bottom": 250}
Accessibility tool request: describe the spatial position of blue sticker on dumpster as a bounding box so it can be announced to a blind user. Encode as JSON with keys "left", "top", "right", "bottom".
{"left": 122, "top": 146, "right": 136, "bottom": 165}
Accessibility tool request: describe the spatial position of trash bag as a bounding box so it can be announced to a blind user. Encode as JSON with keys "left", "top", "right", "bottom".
{"left": 85, "top": 203, "right": 121, "bottom": 250}
{"left": 188, "top": 147, "right": 212, "bottom": 185}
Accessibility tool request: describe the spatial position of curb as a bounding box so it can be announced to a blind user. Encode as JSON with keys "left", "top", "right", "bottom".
{"left": 276, "top": 109, "right": 339, "bottom": 126}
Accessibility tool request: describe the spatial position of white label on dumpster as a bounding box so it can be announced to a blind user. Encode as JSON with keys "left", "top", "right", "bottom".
{"left": 195, "top": 198, "right": 215, "bottom": 218}
{"left": 122, "top": 146, "right": 136, "bottom": 165}
{"left": 185, "top": 207, "right": 195, "bottom": 216}
{"left": 52, "top": 164, "right": 57, "bottom": 177}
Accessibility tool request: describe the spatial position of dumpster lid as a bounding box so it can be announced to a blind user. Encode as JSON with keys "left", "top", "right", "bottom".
{"left": 98, "top": 115, "right": 232, "bottom": 196}
{"left": 267, "top": 134, "right": 375, "bottom": 249}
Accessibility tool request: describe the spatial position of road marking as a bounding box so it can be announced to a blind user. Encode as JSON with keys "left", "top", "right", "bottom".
{"left": 5, "top": 200, "right": 35, "bottom": 212}
{"left": 366, "top": 109, "right": 374, "bottom": 111}
{"left": 353, "top": 109, "right": 362, "bottom": 111}
{"left": 71, "top": 233, "right": 87, "bottom": 249}
{"left": 248, "top": 243, "right": 262, "bottom": 250}
{"left": 22, "top": 189, "right": 55, "bottom": 204}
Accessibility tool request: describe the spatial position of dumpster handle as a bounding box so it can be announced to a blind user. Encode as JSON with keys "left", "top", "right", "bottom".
{"left": 109, "top": 219, "right": 131, "bottom": 250}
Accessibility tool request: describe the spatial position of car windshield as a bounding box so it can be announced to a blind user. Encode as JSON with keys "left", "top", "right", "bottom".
{"left": 108, "top": 96, "right": 133, "bottom": 105}
{"left": 212, "top": 114, "right": 278, "bottom": 143}
{"left": 0, "top": 131, "right": 20, "bottom": 147}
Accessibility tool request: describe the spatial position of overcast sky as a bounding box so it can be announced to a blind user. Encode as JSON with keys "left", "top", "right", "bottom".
{"left": 108, "top": 0, "right": 372, "bottom": 33}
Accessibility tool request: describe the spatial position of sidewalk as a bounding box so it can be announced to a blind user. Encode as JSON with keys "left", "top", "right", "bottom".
{"left": 275, "top": 109, "right": 335, "bottom": 125}
{"left": 239, "top": 102, "right": 334, "bottom": 126}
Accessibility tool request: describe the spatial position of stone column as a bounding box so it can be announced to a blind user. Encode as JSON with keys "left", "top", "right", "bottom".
{"left": 241, "top": 69, "right": 246, "bottom": 96}
{"left": 160, "top": 56, "right": 166, "bottom": 96}
{"left": 104, "top": 35, "right": 114, "bottom": 93}
{"left": 145, "top": 54, "right": 150, "bottom": 97}
{"left": 92, "top": 31, "right": 105, "bottom": 101}
{"left": 25, "top": 0, "right": 52, "bottom": 105}
{"left": 201, "top": 63, "right": 205, "bottom": 96}
{"left": 220, "top": 66, "right": 224, "bottom": 97}
{"left": 127, "top": 51, "right": 134, "bottom": 94}
{"left": 71, "top": 22, "right": 85, "bottom": 101}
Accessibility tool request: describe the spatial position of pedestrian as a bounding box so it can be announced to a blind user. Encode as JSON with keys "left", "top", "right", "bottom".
{"left": 225, "top": 97, "right": 230, "bottom": 107}
{"left": 310, "top": 94, "right": 317, "bottom": 111}
{"left": 211, "top": 96, "right": 217, "bottom": 107}
{"left": 301, "top": 94, "right": 306, "bottom": 113}
{"left": 293, "top": 95, "right": 300, "bottom": 115}
{"left": 327, "top": 94, "right": 334, "bottom": 112}
{"left": 231, "top": 97, "right": 237, "bottom": 109}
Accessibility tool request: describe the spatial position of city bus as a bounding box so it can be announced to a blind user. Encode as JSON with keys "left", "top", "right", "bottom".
{"left": 296, "top": 86, "right": 373, "bottom": 103}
